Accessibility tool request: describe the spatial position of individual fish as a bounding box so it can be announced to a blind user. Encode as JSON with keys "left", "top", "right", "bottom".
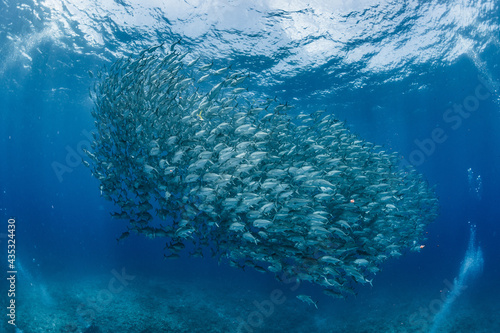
{"left": 116, "top": 231, "right": 130, "bottom": 243}
{"left": 296, "top": 295, "right": 318, "bottom": 309}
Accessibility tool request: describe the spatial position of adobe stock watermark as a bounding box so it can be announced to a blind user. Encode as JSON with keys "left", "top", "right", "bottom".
{"left": 236, "top": 272, "right": 301, "bottom": 333}
{"left": 404, "top": 278, "right": 467, "bottom": 333}
{"left": 51, "top": 129, "right": 95, "bottom": 182}
{"left": 62, "top": 267, "right": 135, "bottom": 332}
{"left": 401, "top": 75, "right": 497, "bottom": 168}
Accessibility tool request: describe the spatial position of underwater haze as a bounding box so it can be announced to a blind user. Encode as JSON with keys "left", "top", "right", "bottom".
{"left": 1, "top": 0, "right": 500, "bottom": 332}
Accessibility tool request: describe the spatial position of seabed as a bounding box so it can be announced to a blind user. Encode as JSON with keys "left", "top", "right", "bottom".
{"left": 9, "top": 271, "right": 498, "bottom": 333}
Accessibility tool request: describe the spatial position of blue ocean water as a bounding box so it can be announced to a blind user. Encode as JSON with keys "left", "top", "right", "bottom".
{"left": 1, "top": 1, "right": 499, "bottom": 332}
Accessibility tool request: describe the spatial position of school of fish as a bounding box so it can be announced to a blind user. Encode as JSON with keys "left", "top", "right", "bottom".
{"left": 86, "top": 44, "right": 439, "bottom": 298}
